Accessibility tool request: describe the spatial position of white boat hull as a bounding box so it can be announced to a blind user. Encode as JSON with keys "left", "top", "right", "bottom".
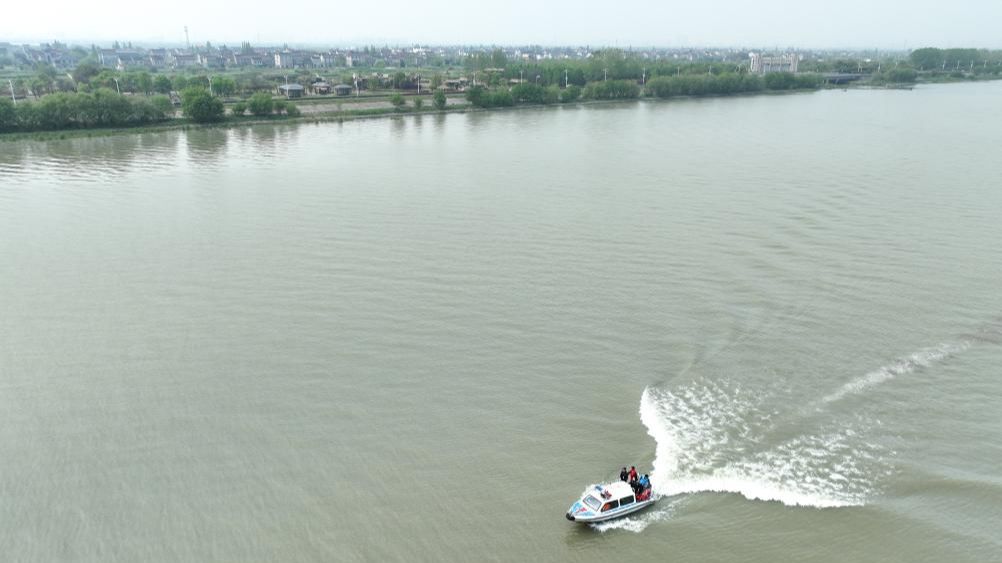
{"left": 566, "top": 498, "right": 655, "bottom": 523}
{"left": 566, "top": 481, "right": 656, "bottom": 523}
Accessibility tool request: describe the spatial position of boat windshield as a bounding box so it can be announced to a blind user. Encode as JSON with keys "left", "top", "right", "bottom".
{"left": 582, "top": 495, "right": 601, "bottom": 511}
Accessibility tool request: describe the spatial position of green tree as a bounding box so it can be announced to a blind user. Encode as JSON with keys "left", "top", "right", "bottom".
{"left": 511, "top": 83, "right": 549, "bottom": 104}
{"left": 15, "top": 103, "right": 40, "bottom": 130}
{"left": 412, "top": 98, "right": 423, "bottom": 110}
{"left": 247, "top": 92, "right": 274, "bottom": 116}
{"left": 135, "top": 72, "right": 153, "bottom": 95}
{"left": 30, "top": 76, "right": 51, "bottom": 98}
{"left": 181, "top": 87, "right": 224, "bottom": 123}
{"left": 433, "top": 90, "right": 447, "bottom": 110}
{"left": 488, "top": 89, "right": 513, "bottom": 107}
{"left": 128, "top": 97, "right": 170, "bottom": 124}
{"left": 55, "top": 77, "right": 75, "bottom": 93}
{"left": 465, "top": 85, "right": 486, "bottom": 107}
{"left": 764, "top": 72, "right": 796, "bottom": 90}
{"left": 431, "top": 73, "right": 443, "bottom": 89}
{"left": 153, "top": 75, "right": 172, "bottom": 94}
{"left": 389, "top": 92, "right": 405, "bottom": 109}
{"left": 883, "top": 68, "right": 918, "bottom": 83}
{"left": 285, "top": 104, "right": 300, "bottom": 117}
{"left": 150, "top": 96, "right": 175, "bottom": 117}
{"left": 559, "top": 85, "right": 582, "bottom": 103}
{"left": 230, "top": 102, "right": 247, "bottom": 116}
{"left": 544, "top": 85, "right": 560, "bottom": 104}
{"left": 582, "top": 80, "right": 640, "bottom": 100}
{"left": 213, "top": 76, "right": 236, "bottom": 97}
{"left": 490, "top": 48, "right": 507, "bottom": 68}
{"left": 89, "top": 88, "right": 133, "bottom": 125}
{"left": 35, "top": 93, "right": 76, "bottom": 129}
{"left": 0, "top": 98, "right": 18, "bottom": 131}
{"left": 272, "top": 98, "right": 288, "bottom": 114}
{"left": 393, "top": 72, "right": 407, "bottom": 89}
{"left": 72, "top": 62, "right": 101, "bottom": 84}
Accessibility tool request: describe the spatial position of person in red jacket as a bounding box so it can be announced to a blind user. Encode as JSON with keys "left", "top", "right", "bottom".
{"left": 628, "top": 466, "right": 638, "bottom": 485}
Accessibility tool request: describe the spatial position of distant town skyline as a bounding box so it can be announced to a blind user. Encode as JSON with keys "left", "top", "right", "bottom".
{"left": 3, "top": 0, "right": 1001, "bottom": 49}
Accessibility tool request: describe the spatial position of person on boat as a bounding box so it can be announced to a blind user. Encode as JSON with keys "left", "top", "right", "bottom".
{"left": 619, "top": 467, "right": 629, "bottom": 482}
{"left": 638, "top": 474, "right": 650, "bottom": 491}
{"left": 628, "top": 466, "right": 638, "bottom": 484}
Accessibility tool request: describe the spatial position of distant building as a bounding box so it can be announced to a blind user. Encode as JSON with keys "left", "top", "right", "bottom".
{"left": 232, "top": 53, "right": 264, "bottom": 67}
{"left": 98, "top": 49, "right": 119, "bottom": 67}
{"left": 198, "top": 54, "right": 226, "bottom": 69}
{"left": 278, "top": 83, "right": 304, "bottom": 98}
{"left": 116, "top": 51, "right": 146, "bottom": 69}
{"left": 749, "top": 53, "right": 799, "bottom": 74}
{"left": 148, "top": 49, "right": 168, "bottom": 68}
{"left": 274, "top": 51, "right": 307, "bottom": 69}
{"left": 170, "top": 53, "right": 199, "bottom": 68}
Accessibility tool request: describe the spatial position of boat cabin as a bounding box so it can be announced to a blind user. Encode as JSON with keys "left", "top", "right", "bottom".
{"left": 567, "top": 480, "right": 653, "bottom": 523}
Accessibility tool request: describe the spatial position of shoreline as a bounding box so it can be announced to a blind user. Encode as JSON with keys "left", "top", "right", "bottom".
{"left": 1, "top": 78, "right": 995, "bottom": 143}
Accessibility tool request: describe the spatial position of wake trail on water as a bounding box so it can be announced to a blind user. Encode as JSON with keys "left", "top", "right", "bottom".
{"left": 821, "top": 342, "right": 971, "bottom": 404}
{"left": 822, "top": 318, "right": 1002, "bottom": 405}
{"left": 600, "top": 322, "right": 1001, "bottom": 533}
{"left": 638, "top": 381, "right": 882, "bottom": 516}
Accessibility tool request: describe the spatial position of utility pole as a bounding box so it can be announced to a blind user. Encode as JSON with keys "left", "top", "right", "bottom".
{"left": 208, "top": 76, "right": 213, "bottom": 96}
{"left": 642, "top": 67, "right": 646, "bottom": 85}
{"left": 564, "top": 69, "right": 568, "bottom": 88}
{"left": 113, "top": 77, "right": 121, "bottom": 95}
{"left": 603, "top": 68, "right": 608, "bottom": 81}
{"left": 8, "top": 79, "right": 16, "bottom": 105}
{"left": 184, "top": 26, "right": 190, "bottom": 50}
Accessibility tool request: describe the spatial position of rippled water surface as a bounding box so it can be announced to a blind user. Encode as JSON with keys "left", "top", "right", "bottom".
{"left": 2, "top": 83, "right": 1001, "bottom": 563}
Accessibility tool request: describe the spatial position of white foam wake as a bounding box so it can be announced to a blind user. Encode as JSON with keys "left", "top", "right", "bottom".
{"left": 640, "top": 382, "right": 880, "bottom": 513}
{"left": 821, "top": 342, "right": 970, "bottom": 404}
{"left": 590, "top": 499, "right": 682, "bottom": 533}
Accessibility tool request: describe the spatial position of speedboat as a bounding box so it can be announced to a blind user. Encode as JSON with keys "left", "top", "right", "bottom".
{"left": 565, "top": 480, "right": 655, "bottom": 523}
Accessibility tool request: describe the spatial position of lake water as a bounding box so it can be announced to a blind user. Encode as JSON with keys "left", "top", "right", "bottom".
{"left": 2, "top": 82, "right": 1001, "bottom": 563}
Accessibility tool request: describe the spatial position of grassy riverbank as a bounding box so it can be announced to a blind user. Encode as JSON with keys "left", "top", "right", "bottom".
{"left": 0, "top": 101, "right": 476, "bottom": 142}
{"left": 2, "top": 76, "right": 996, "bottom": 143}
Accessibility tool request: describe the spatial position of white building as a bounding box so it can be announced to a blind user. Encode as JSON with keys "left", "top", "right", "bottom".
{"left": 749, "top": 53, "right": 799, "bottom": 74}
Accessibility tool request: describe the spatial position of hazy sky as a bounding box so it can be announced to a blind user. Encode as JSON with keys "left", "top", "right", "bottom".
{"left": 3, "top": 0, "right": 1000, "bottom": 48}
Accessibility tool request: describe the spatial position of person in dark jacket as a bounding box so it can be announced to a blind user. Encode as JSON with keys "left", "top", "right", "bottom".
{"left": 619, "top": 467, "right": 629, "bottom": 482}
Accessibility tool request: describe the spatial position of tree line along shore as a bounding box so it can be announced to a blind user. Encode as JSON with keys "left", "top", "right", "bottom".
{"left": 2, "top": 47, "right": 1000, "bottom": 137}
